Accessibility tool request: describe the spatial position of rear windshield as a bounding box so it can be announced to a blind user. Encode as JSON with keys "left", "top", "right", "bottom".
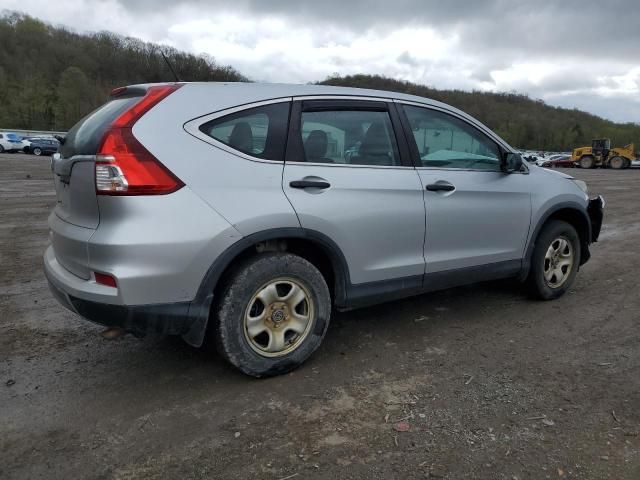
{"left": 60, "top": 94, "right": 142, "bottom": 157}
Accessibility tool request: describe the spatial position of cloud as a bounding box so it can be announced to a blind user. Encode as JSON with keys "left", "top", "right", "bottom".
{"left": 2, "top": 0, "right": 639, "bottom": 122}
{"left": 397, "top": 51, "right": 419, "bottom": 67}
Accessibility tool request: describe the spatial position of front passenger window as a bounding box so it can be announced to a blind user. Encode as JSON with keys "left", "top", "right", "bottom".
{"left": 403, "top": 105, "right": 501, "bottom": 170}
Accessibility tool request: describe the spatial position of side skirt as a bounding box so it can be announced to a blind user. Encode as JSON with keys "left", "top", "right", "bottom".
{"left": 340, "top": 259, "right": 522, "bottom": 310}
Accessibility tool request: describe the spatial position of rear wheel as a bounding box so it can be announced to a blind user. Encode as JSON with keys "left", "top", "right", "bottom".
{"left": 610, "top": 156, "right": 625, "bottom": 169}
{"left": 0, "top": 145, "right": 4, "bottom": 153}
{"left": 33, "top": 147, "right": 42, "bottom": 156}
{"left": 579, "top": 156, "right": 595, "bottom": 169}
{"left": 527, "top": 220, "right": 581, "bottom": 300}
{"left": 213, "top": 253, "right": 331, "bottom": 377}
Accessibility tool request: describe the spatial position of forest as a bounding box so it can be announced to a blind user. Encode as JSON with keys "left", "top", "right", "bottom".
{"left": 0, "top": 13, "right": 245, "bottom": 131}
{"left": 0, "top": 12, "right": 638, "bottom": 151}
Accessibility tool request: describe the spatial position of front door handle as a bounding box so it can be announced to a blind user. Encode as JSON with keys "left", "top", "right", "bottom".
{"left": 290, "top": 180, "right": 331, "bottom": 189}
{"left": 426, "top": 183, "right": 455, "bottom": 192}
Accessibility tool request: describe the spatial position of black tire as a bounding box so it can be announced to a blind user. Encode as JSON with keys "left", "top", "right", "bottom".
{"left": 0, "top": 145, "right": 4, "bottom": 153}
{"left": 623, "top": 158, "right": 631, "bottom": 169}
{"left": 610, "top": 156, "right": 625, "bottom": 169}
{"left": 33, "top": 147, "right": 42, "bottom": 156}
{"left": 579, "top": 156, "right": 595, "bottom": 169}
{"left": 213, "top": 252, "right": 331, "bottom": 377}
{"left": 527, "top": 220, "right": 581, "bottom": 300}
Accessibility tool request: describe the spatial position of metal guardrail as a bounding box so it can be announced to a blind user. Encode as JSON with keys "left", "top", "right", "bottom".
{"left": 0, "top": 128, "right": 67, "bottom": 137}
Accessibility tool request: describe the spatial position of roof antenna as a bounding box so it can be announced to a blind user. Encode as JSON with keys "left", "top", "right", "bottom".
{"left": 160, "top": 49, "right": 181, "bottom": 82}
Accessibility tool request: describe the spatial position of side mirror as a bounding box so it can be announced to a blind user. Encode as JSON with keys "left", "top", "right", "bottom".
{"left": 501, "top": 152, "right": 523, "bottom": 173}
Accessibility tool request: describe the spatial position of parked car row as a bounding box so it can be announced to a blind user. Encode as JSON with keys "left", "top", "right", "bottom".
{"left": 539, "top": 154, "right": 576, "bottom": 168}
{"left": 0, "top": 131, "right": 60, "bottom": 155}
{"left": 521, "top": 151, "right": 577, "bottom": 168}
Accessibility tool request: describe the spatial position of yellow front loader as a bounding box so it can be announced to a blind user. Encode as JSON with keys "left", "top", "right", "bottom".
{"left": 571, "top": 139, "right": 636, "bottom": 169}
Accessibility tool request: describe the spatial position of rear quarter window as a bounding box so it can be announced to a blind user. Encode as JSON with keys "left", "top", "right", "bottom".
{"left": 198, "top": 102, "right": 291, "bottom": 161}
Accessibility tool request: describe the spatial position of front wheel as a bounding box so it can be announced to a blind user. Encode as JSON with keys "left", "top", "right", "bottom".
{"left": 527, "top": 220, "right": 581, "bottom": 300}
{"left": 213, "top": 253, "right": 331, "bottom": 377}
{"left": 33, "top": 147, "right": 42, "bottom": 156}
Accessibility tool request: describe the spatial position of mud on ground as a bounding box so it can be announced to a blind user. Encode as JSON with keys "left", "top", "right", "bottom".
{"left": 1, "top": 153, "right": 639, "bottom": 479}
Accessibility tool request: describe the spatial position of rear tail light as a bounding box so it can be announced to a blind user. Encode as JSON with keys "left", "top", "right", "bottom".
{"left": 96, "top": 84, "right": 184, "bottom": 196}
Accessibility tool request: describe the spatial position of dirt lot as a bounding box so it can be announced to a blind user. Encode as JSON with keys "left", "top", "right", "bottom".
{"left": 1, "top": 153, "right": 639, "bottom": 480}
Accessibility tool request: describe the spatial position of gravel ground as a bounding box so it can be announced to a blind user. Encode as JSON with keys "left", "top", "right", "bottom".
{"left": 1, "top": 153, "right": 639, "bottom": 479}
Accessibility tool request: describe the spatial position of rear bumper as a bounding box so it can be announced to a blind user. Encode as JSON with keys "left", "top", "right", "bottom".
{"left": 44, "top": 245, "right": 206, "bottom": 341}
{"left": 46, "top": 276, "right": 194, "bottom": 337}
{"left": 587, "top": 195, "right": 604, "bottom": 242}
{"left": 44, "top": 244, "right": 117, "bottom": 303}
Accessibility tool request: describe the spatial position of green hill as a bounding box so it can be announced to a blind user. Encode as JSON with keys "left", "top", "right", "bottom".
{"left": 321, "top": 75, "right": 639, "bottom": 152}
{"left": 0, "top": 13, "right": 245, "bottom": 130}
{"left": 1, "top": 12, "right": 638, "bottom": 152}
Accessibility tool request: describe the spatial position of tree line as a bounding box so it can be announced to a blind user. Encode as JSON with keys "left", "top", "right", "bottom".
{"left": 0, "top": 13, "right": 246, "bottom": 131}
{"left": 1, "top": 12, "right": 638, "bottom": 152}
{"left": 321, "top": 75, "right": 640, "bottom": 152}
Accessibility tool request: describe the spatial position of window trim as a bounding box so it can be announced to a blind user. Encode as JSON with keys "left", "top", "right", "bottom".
{"left": 302, "top": 99, "right": 387, "bottom": 112}
{"left": 183, "top": 97, "right": 293, "bottom": 164}
{"left": 396, "top": 101, "right": 511, "bottom": 173}
{"left": 285, "top": 98, "right": 414, "bottom": 169}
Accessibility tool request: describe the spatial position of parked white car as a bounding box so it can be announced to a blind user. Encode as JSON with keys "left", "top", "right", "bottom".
{"left": 20, "top": 137, "right": 35, "bottom": 152}
{"left": 0, "top": 132, "right": 24, "bottom": 153}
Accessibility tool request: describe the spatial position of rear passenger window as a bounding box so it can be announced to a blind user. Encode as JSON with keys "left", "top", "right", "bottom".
{"left": 299, "top": 110, "right": 400, "bottom": 166}
{"left": 403, "top": 105, "right": 501, "bottom": 170}
{"left": 199, "top": 102, "right": 290, "bottom": 161}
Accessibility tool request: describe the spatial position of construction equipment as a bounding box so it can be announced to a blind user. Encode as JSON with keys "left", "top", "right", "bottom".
{"left": 571, "top": 139, "right": 636, "bottom": 169}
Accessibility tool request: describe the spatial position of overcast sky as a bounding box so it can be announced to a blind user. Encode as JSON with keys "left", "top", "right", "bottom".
{"left": 4, "top": 0, "right": 640, "bottom": 123}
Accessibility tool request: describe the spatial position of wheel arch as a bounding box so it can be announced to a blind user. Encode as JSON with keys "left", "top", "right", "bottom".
{"left": 182, "top": 228, "right": 350, "bottom": 347}
{"left": 519, "top": 202, "right": 592, "bottom": 281}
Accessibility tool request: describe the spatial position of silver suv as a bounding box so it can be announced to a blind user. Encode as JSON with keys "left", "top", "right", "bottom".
{"left": 45, "top": 82, "right": 604, "bottom": 377}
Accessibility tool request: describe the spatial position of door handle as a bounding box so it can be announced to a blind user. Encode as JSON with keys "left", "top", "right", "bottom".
{"left": 290, "top": 180, "right": 331, "bottom": 189}
{"left": 426, "top": 183, "right": 455, "bottom": 192}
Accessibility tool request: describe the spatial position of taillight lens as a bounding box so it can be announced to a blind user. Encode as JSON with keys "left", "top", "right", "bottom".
{"left": 96, "top": 84, "right": 184, "bottom": 196}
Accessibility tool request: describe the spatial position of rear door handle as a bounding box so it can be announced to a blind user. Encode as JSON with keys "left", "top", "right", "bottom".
{"left": 289, "top": 180, "right": 331, "bottom": 189}
{"left": 426, "top": 183, "right": 455, "bottom": 192}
